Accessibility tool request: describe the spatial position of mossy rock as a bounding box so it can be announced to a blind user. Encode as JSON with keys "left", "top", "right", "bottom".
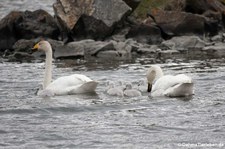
{"left": 132, "top": 0, "right": 172, "bottom": 20}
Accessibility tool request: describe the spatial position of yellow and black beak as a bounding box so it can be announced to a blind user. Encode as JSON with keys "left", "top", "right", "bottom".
{"left": 32, "top": 43, "right": 39, "bottom": 51}
{"left": 147, "top": 83, "right": 152, "bottom": 92}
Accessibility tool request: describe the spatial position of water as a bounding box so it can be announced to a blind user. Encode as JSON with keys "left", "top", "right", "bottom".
{"left": 0, "top": 1, "right": 225, "bottom": 148}
{"left": 0, "top": 59, "right": 225, "bottom": 148}
{"left": 0, "top": 0, "right": 55, "bottom": 19}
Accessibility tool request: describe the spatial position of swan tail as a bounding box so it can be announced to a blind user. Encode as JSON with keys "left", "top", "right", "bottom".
{"left": 69, "top": 81, "right": 98, "bottom": 94}
{"left": 164, "top": 83, "right": 194, "bottom": 97}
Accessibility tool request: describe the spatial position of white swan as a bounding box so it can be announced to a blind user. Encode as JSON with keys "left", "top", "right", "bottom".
{"left": 146, "top": 65, "right": 194, "bottom": 97}
{"left": 32, "top": 40, "right": 98, "bottom": 96}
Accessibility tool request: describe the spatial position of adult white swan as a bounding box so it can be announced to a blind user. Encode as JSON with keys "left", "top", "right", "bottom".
{"left": 146, "top": 65, "right": 194, "bottom": 97}
{"left": 33, "top": 40, "right": 98, "bottom": 96}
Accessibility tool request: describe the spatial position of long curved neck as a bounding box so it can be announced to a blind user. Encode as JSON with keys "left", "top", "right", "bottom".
{"left": 147, "top": 66, "right": 164, "bottom": 84}
{"left": 43, "top": 48, "right": 52, "bottom": 89}
{"left": 154, "top": 67, "right": 163, "bottom": 80}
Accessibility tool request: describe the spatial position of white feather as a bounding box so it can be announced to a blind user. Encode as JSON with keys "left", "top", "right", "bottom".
{"left": 147, "top": 65, "right": 194, "bottom": 97}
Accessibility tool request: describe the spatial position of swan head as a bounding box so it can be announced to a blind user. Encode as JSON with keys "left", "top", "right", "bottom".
{"left": 146, "top": 65, "right": 163, "bottom": 92}
{"left": 32, "top": 40, "right": 52, "bottom": 53}
{"left": 125, "top": 83, "right": 132, "bottom": 90}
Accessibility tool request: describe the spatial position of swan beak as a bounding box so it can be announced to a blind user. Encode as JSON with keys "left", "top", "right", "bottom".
{"left": 32, "top": 43, "right": 39, "bottom": 50}
{"left": 147, "top": 83, "right": 152, "bottom": 92}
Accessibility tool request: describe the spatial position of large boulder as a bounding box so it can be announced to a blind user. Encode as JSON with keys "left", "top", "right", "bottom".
{"left": 164, "top": 0, "right": 225, "bottom": 15}
{"left": 0, "top": 11, "right": 22, "bottom": 51}
{"left": 53, "top": 0, "right": 131, "bottom": 41}
{"left": 0, "top": 10, "right": 60, "bottom": 51}
{"left": 150, "top": 10, "right": 206, "bottom": 36}
{"left": 184, "top": 0, "right": 225, "bottom": 15}
{"left": 164, "top": 0, "right": 225, "bottom": 35}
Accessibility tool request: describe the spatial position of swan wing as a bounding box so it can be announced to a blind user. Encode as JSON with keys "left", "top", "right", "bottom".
{"left": 46, "top": 74, "right": 97, "bottom": 95}
{"left": 68, "top": 81, "right": 98, "bottom": 94}
{"left": 151, "top": 74, "right": 193, "bottom": 97}
{"left": 164, "top": 83, "right": 194, "bottom": 97}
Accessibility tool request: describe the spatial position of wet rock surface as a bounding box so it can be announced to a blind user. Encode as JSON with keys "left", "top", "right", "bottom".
{"left": 0, "top": 0, "right": 225, "bottom": 62}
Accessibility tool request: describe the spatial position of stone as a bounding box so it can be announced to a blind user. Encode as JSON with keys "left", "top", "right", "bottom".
{"left": 12, "top": 39, "right": 36, "bottom": 53}
{"left": 53, "top": 39, "right": 132, "bottom": 60}
{"left": 91, "top": 40, "right": 132, "bottom": 60}
{"left": 53, "top": 0, "right": 131, "bottom": 41}
{"left": 159, "top": 50, "right": 181, "bottom": 59}
{"left": 53, "top": 41, "right": 84, "bottom": 59}
{"left": 161, "top": 36, "right": 206, "bottom": 51}
{"left": 164, "top": 0, "right": 225, "bottom": 35}
{"left": 185, "top": 0, "right": 225, "bottom": 15}
{"left": 0, "top": 11, "right": 22, "bottom": 51}
{"left": 122, "top": 0, "right": 141, "bottom": 11}
{"left": 8, "top": 52, "right": 34, "bottom": 62}
{"left": 164, "top": 0, "right": 225, "bottom": 15}
{"left": 150, "top": 10, "right": 205, "bottom": 36}
{"left": 203, "top": 43, "right": 225, "bottom": 58}
{"left": 0, "top": 10, "right": 60, "bottom": 51}
{"left": 126, "top": 24, "right": 162, "bottom": 44}
{"left": 211, "top": 34, "right": 223, "bottom": 42}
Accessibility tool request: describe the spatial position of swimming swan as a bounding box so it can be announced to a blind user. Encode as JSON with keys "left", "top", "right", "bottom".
{"left": 33, "top": 40, "right": 98, "bottom": 96}
{"left": 147, "top": 65, "right": 194, "bottom": 97}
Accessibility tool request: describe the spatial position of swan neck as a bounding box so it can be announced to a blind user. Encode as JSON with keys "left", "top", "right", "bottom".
{"left": 147, "top": 66, "right": 164, "bottom": 84}
{"left": 43, "top": 49, "right": 52, "bottom": 89}
{"left": 154, "top": 67, "right": 163, "bottom": 80}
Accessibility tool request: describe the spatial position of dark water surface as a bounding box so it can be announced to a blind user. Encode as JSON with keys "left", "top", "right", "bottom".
{"left": 0, "top": 59, "right": 225, "bottom": 148}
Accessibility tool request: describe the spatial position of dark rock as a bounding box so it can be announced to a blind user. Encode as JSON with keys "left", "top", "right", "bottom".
{"left": 53, "top": 0, "right": 131, "bottom": 41}
{"left": 185, "top": 0, "right": 225, "bottom": 15}
{"left": 8, "top": 52, "right": 34, "bottom": 62}
{"left": 122, "top": 0, "right": 141, "bottom": 11}
{"left": 0, "top": 11, "right": 21, "bottom": 51}
{"left": 15, "top": 10, "right": 60, "bottom": 39}
{"left": 164, "top": 0, "right": 225, "bottom": 35}
{"left": 72, "top": 15, "right": 114, "bottom": 40}
{"left": 159, "top": 50, "right": 181, "bottom": 59}
{"left": 164, "top": 0, "right": 225, "bottom": 15}
{"left": 150, "top": 10, "right": 205, "bottom": 36}
{"left": 54, "top": 41, "right": 84, "bottom": 59}
{"left": 0, "top": 10, "right": 60, "bottom": 51}
{"left": 126, "top": 24, "right": 162, "bottom": 44}
{"left": 12, "top": 39, "right": 36, "bottom": 53}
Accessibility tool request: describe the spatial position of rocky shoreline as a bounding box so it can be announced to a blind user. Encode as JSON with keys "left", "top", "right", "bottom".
{"left": 0, "top": 0, "right": 225, "bottom": 63}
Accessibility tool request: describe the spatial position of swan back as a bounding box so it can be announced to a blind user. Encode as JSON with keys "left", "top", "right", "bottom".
{"left": 151, "top": 74, "right": 194, "bottom": 97}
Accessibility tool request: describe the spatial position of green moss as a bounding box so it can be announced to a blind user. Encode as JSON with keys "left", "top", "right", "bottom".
{"left": 133, "top": 0, "right": 171, "bottom": 20}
